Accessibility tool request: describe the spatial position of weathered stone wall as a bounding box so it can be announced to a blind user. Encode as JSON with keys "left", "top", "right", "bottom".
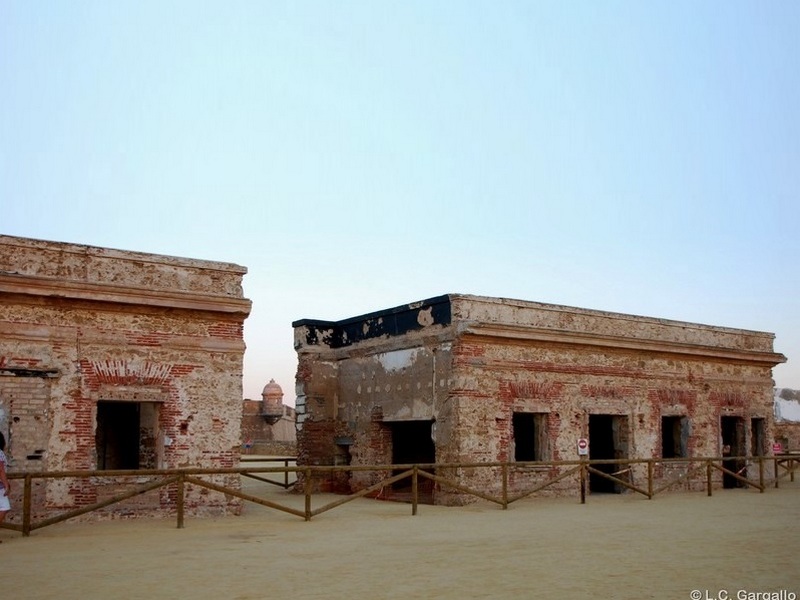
{"left": 448, "top": 295, "right": 782, "bottom": 498}
{"left": 452, "top": 295, "right": 778, "bottom": 353}
{"left": 294, "top": 353, "right": 340, "bottom": 469}
{"left": 295, "top": 294, "right": 785, "bottom": 503}
{"left": 0, "top": 373, "right": 52, "bottom": 470}
{"left": 774, "top": 388, "right": 800, "bottom": 451}
{"left": 1, "top": 235, "right": 245, "bottom": 297}
{"left": 293, "top": 297, "right": 456, "bottom": 492}
{"left": 0, "top": 235, "right": 251, "bottom": 519}
{"left": 774, "top": 424, "right": 800, "bottom": 452}
{"left": 241, "top": 399, "right": 296, "bottom": 454}
{"left": 451, "top": 333, "right": 777, "bottom": 496}
{"left": 338, "top": 342, "right": 455, "bottom": 491}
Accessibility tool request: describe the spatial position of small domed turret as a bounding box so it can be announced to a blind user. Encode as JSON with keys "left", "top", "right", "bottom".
{"left": 261, "top": 379, "right": 284, "bottom": 423}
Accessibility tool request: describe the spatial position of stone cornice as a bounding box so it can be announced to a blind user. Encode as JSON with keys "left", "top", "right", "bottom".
{"left": 463, "top": 323, "right": 787, "bottom": 366}
{"left": 0, "top": 234, "right": 247, "bottom": 273}
{"left": 452, "top": 294, "right": 779, "bottom": 352}
{"left": 0, "top": 272, "right": 252, "bottom": 316}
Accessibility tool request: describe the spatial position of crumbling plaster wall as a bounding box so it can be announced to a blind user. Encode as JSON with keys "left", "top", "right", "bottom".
{"left": 451, "top": 294, "right": 777, "bottom": 353}
{"left": 448, "top": 295, "right": 781, "bottom": 495}
{"left": 295, "top": 294, "right": 784, "bottom": 501}
{"left": 774, "top": 388, "right": 800, "bottom": 451}
{"left": 293, "top": 297, "right": 457, "bottom": 492}
{"left": 2, "top": 235, "right": 245, "bottom": 296}
{"left": 2, "top": 307, "right": 245, "bottom": 471}
{"left": 451, "top": 335, "right": 776, "bottom": 495}
{"left": 338, "top": 341, "right": 456, "bottom": 486}
{"left": 295, "top": 334, "right": 456, "bottom": 487}
{"left": 241, "top": 400, "right": 296, "bottom": 454}
{"left": 0, "top": 235, "right": 250, "bottom": 518}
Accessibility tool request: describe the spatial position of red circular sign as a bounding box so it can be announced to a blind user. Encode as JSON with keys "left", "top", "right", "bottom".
{"left": 578, "top": 438, "right": 588, "bottom": 449}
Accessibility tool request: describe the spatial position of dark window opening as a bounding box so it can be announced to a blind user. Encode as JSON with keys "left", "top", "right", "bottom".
{"left": 329, "top": 441, "right": 353, "bottom": 494}
{"left": 390, "top": 420, "right": 435, "bottom": 466}
{"left": 512, "top": 412, "right": 548, "bottom": 461}
{"left": 334, "top": 442, "right": 352, "bottom": 467}
{"left": 96, "top": 401, "right": 160, "bottom": 471}
{"left": 661, "top": 416, "right": 689, "bottom": 458}
{"left": 96, "top": 401, "right": 140, "bottom": 470}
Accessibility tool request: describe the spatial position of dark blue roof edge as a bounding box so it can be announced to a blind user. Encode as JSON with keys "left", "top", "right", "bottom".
{"left": 291, "top": 294, "right": 453, "bottom": 328}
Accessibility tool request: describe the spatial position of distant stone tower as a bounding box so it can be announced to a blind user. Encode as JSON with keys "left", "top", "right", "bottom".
{"left": 261, "top": 378, "right": 284, "bottom": 423}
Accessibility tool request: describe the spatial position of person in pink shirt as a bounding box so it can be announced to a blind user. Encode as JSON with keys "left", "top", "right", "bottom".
{"left": 0, "top": 432, "right": 10, "bottom": 541}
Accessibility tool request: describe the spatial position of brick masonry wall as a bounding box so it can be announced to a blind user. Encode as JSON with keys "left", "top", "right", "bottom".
{"left": 295, "top": 331, "right": 457, "bottom": 492}
{"left": 241, "top": 399, "right": 296, "bottom": 450}
{"left": 0, "top": 235, "right": 250, "bottom": 519}
{"left": 0, "top": 375, "right": 51, "bottom": 471}
{"left": 295, "top": 294, "right": 784, "bottom": 504}
{"left": 451, "top": 335, "right": 777, "bottom": 497}
{"left": 775, "top": 423, "right": 800, "bottom": 451}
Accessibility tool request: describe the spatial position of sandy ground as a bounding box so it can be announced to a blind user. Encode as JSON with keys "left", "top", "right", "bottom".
{"left": 2, "top": 469, "right": 799, "bottom": 600}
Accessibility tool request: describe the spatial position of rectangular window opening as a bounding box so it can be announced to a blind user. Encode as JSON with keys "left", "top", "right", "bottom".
{"left": 512, "top": 412, "right": 548, "bottom": 461}
{"left": 96, "top": 401, "right": 160, "bottom": 470}
{"left": 661, "top": 416, "right": 689, "bottom": 458}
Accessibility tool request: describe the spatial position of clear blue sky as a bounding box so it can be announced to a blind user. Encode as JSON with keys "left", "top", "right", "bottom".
{"left": 2, "top": 1, "right": 798, "bottom": 401}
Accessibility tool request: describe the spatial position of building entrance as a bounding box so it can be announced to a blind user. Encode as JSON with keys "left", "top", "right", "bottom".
{"left": 387, "top": 420, "right": 435, "bottom": 499}
{"left": 721, "top": 416, "right": 746, "bottom": 488}
{"left": 589, "top": 414, "right": 629, "bottom": 493}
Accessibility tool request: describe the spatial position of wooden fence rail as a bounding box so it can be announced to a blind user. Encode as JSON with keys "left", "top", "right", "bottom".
{"left": 1, "top": 455, "right": 797, "bottom": 538}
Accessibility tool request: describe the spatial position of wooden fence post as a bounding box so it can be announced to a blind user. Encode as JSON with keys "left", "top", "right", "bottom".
{"left": 22, "top": 474, "right": 32, "bottom": 537}
{"left": 412, "top": 465, "right": 418, "bottom": 516}
{"left": 580, "top": 459, "right": 587, "bottom": 504}
{"left": 284, "top": 459, "right": 289, "bottom": 489}
{"left": 8, "top": 455, "right": 796, "bottom": 537}
{"left": 176, "top": 473, "right": 185, "bottom": 529}
{"left": 501, "top": 463, "right": 508, "bottom": 510}
{"left": 304, "top": 467, "right": 312, "bottom": 521}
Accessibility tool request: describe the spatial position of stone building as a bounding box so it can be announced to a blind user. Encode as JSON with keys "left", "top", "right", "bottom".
{"left": 774, "top": 388, "right": 800, "bottom": 451}
{"left": 0, "top": 235, "right": 251, "bottom": 518}
{"left": 241, "top": 379, "right": 297, "bottom": 456}
{"left": 293, "top": 294, "right": 786, "bottom": 502}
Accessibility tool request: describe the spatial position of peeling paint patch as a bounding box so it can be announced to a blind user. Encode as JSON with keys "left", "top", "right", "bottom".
{"left": 378, "top": 348, "right": 421, "bottom": 373}
{"left": 417, "top": 307, "right": 434, "bottom": 327}
{"left": 294, "top": 295, "right": 451, "bottom": 348}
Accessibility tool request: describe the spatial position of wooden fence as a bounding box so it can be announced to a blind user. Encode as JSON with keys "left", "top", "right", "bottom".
{"left": 2, "top": 455, "right": 797, "bottom": 538}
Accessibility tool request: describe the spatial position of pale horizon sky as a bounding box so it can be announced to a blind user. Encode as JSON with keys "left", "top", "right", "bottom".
{"left": 2, "top": 2, "right": 798, "bottom": 402}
